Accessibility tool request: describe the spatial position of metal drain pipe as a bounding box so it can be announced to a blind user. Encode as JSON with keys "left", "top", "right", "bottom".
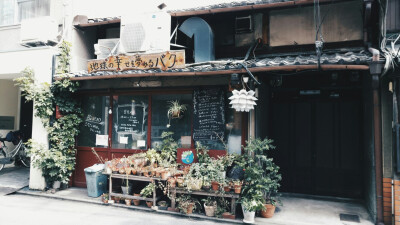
{"left": 370, "top": 60, "right": 384, "bottom": 224}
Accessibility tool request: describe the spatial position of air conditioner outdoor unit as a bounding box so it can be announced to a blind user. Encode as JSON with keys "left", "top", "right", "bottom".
{"left": 120, "top": 11, "right": 171, "bottom": 53}
{"left": 20, "top": 16, "right": 58, "bottom": 46}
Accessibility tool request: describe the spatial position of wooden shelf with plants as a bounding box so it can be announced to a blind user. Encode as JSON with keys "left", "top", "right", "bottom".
{"left": 98, "top": 133, "right": 282, "bottom": 223}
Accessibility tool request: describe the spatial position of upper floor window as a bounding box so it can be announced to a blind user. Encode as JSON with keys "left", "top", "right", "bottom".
{"left": 0, "top": 0, "right": 50, "bottom": 26}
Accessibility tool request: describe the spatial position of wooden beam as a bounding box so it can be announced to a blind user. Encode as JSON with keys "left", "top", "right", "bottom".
{"left": 60, "top": 64, "right": 370, "bottom": 81}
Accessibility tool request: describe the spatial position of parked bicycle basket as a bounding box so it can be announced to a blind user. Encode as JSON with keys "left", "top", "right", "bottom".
{"left": 5, "top": 131, "right": 23, "bottom": 145}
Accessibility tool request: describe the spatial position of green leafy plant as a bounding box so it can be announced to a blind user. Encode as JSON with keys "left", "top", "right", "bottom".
{"left": 140, "top": 182, "right": 156, "bottom": 198}
{"left": 176, "top": 194, "right": 200, "bottom": 214}
{"left": 215, "top": 197, "right": 229, "bottom": 218}
{"left": 238, "top": 138, "right": 282, "bottom": 211}
{"left": 14, "top": 41, "right": 82, "bottom": 187}
{"left": 167, "top": 100, "right": 187, "bottom": 118}
{"left": 157, "top": 132, "right": 178, "bottom": 166}
{"left": 202, "top": 196, "right": 217, "bottom": 207}
{"left": 146, "top": 148, "right": 161, "bottom": 167}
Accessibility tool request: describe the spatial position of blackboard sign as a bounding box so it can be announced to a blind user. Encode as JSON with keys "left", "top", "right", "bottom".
{"left": 116, "top": 103, "right": 147, "bottom": 134}
{"left": 0, "top": 116, "right": 14, "bottom": 130}
{"left": 193, "top": 88, "right": 225, "bottom": 141}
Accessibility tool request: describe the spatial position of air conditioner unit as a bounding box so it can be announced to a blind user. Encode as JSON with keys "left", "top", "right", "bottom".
{"left": 20, "top": 16, "right": 58, "bottom": 46}
{"left": 120, "top": 11, "right": 171, "bottom": 53}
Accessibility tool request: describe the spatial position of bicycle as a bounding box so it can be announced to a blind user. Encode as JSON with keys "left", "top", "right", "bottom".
{"left": 0, "top": 131, "right": 30, "bottom": 171}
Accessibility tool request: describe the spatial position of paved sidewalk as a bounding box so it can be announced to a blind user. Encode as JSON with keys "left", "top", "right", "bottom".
{"left": 16, "top": 187, "right": 374, "bottom": 225}
{"left": 0, "top": 164, "right": 29, "bottom": 195}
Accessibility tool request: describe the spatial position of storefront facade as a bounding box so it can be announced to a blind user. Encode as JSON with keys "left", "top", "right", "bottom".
{"left": 63, "top": 0, "right": 385, "bottom": 223}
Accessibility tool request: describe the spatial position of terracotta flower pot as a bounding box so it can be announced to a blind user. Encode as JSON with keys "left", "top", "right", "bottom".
{"left": 211, "top": 181, "right": 220, "bottom": 191}
{"left": 185, "top": 203, "right": 194, "bottom": 214}
{"left": 224, "top": 186, "right": 231, "bottom": 192}
{"left": 125, "top": 199, "right": 132, "bottom": 206}
{"left": 146, "top": 201, "right": 153, "bottom": 208}
{"left": 131, "top": 168, "right": 137, "bottom": 175}
{"left": 261, "top": 203, "right": 276, "bottom": 218}
{"left": 133, "top": 194, "right": 141, "bottom": 206}
{"left": 222, "top": 212, "right": 235, "bottom": 219}
{"left": 233, "top": 185, "right": 242, "bottom": 194}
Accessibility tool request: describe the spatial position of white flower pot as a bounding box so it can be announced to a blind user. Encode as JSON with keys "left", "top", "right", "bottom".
{"left": 121, "top": 186, "right": 132, "bottom": 195}
{"left": 242, "top": 206, "right": 255, "bottom": 223}
{"left": 53, "top": 181, "right": 61, "bottom": 189}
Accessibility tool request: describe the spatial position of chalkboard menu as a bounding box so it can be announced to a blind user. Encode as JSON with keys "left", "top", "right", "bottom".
{"left": 116, "top": 103, "right": 147, "bottom": 134}
{"left": 193, "top": 88, "right": 225, "bottom": 141}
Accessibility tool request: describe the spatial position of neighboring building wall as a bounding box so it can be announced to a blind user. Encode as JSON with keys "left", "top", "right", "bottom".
{"left": 0, "top": 80, "right": 20, "bottom": 141}
{"left": 0, "top": 25, "right": 25, "bottom": 52}
{"left": 0, "top": 47, "right": 56, "bottom": 189}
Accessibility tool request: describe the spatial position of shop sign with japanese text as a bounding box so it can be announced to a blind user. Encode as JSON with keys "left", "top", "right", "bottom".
{"left": 87, "top": 50, "right": 185, "bottom": 73}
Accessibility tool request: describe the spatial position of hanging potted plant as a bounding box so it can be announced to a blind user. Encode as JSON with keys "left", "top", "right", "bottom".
{"left": 140, "top": 182, "right": 156, "bottom": 208}
{"left": 167, "top": 100, "right": 187, "bottom": 119}
{"left": 176, "top": 194, "right": 200, "bottom": 214}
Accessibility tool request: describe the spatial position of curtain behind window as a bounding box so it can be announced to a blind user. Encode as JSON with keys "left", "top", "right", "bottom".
{"left": 0, "top": 0, "right": 15, "bottom": 26}
{"left": 18, "top": 0, "right": 50, "bottom": 22}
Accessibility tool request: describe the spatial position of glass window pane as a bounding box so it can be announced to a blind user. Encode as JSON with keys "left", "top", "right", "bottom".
{"left": 18, "top": 0, "right": 34, "bottom": 22}
{"left": 151, "top": 94, "right": 192, "bottom": 148}
{"left": 0, "top": 0, "right": 15, "bottom": 26}
{"left": 35, "top": 0, "right": 49, "bottom": 17}
{"left": 78, "top": 96, "right": 110, "bottom": 147}
{"left": 112, "top": 95, "right": 148, "bottom": 150}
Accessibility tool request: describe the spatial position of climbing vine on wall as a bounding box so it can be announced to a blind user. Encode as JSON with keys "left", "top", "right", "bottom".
{"left": 14, "top": 40, "right": 82, "bottom": 186}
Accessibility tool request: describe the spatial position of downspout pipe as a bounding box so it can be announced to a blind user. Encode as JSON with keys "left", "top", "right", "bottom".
{"left": 369, "top": 59, "right": 385, "bottom": 225}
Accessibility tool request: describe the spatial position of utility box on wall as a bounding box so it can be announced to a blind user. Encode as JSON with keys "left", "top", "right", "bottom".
{"left": 269, "top": 1, "right": 363, "bottom": 47}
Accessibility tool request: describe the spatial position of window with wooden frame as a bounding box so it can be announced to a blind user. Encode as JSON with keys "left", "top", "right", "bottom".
{"left": 77, "top": 89, "right": 244, "bottom": 155}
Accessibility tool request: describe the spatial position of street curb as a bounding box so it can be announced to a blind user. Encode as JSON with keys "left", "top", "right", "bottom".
{"left": 16, "top": 189, "right": 245, "bottom": 224}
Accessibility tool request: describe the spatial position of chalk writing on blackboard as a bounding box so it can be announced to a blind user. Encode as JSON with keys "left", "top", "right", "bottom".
{"left": 116, "top": 102, "right": 148, "bottom": 135}
{"left": 193, "top": 88, "right": 225, "bottom": 141}
{"left": 84, "top": 114, "right": 104, "bottom": 135}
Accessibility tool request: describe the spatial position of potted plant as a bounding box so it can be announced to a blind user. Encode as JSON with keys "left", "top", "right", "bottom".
{"left": 240, "top": 197, "right": 265, "bottom": 223}
{"left": 176, "top": 177, "right": 184, "bottom": 187}
{"left": 232, "top": 179, "right": 242, "bottom": 194}
{"left": 216, "top": 198, "right": 233, "bottom": 219}
{"left": 223, "top": 179, "right": 232, "bottom": 192}
{"left": 202, "top": 197, "right": 217, "bottom": 217}
{"left": 167, "top": 100, "right": 187, "bottom": 119}
{"left": 125, "top": 198, "right": 132, "bottom": 206}
{"left": 121, "top": 174, "right": 131, "bottom": 195}
{"left": 182, "top": 163, "right": 203, "bottom": 191}
{"left": 132, "top": 193, "right": 141, "bottom": 206}
{"left": 238, "top": 138, "right": 282, "bottom": 220}
{"left": 157, "top": 201, "right": 169, "bottom": 210}
{"left": 140, "top": 182, "right": 156, "bottom": 208}
{"left": 202, "top": 179, "right": 211, "bottom": 191}
{"left": 146, "top": 148, "right": 161, "bottom": 169}
{"left": 101, "top": 193, "right": 109, "bottom": 204}
{"left": 176, "top": 194, "right": 200, "bottom": 214}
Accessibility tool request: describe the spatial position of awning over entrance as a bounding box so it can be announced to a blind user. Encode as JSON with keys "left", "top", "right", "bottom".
{"left": 57, "top": 50, "right": 371, "bottom": 81}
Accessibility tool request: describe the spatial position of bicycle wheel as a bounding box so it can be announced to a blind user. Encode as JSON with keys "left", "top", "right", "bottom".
{"left": 0, "top": 149, "right": 6, "bottom": 171}
{"left": 18, "top": 145, "right": 30, "bottom": 168}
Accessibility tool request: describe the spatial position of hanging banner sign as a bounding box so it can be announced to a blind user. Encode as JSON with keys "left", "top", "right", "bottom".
{"left": 87, "top": 50, "right": 185, "bottom": 73}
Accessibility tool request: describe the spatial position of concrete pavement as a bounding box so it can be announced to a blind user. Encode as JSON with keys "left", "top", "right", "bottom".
{"left": 0, "top": 194, "right": 233, "bottom": 225}
{"left": 0, "top": 164, "right": 29, "bottom": 195}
